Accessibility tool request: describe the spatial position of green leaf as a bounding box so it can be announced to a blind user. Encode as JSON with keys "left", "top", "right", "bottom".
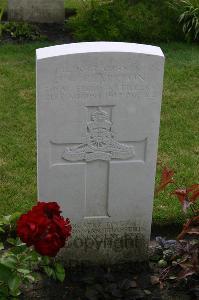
{"left": 18, "top": 268, "right": 31, "bottom": 275}
{"left": 8, "top": 274, "right": 21, "bottom": 293}
{"left": 0, "top": 263, "right": 13, "bottom": 282}
{"left": 54, "top": 262, "right": 65, "bottom": 282}
{"left": 9, "top": 212, "right": 21, "bottom": 223}
{"left": 0, "top": 293, "right": 9, "bottom": 299}
{"left": 0, "top": 227, "right": 5, "bottom": 233}
{"left": 29, "top": 251, "right": 41, "bottom": 262}
{"left": 7, "top": 238, "right": 17, "bottom": 245}
{"left": 0, "top": 284, "right": 9, "bottom": 298}
{"left": 2, "top": 215, "right": 11, "bottom": 224}
{"left": 15, "top": 237, "right": 26, "bottom": 247}
{"left": 12, "top": 244, "right": 27, "bottom": 255}
{"left": 10, "top": 288, "right": 21, "bottom": 297}
{"left": 43, "top": 266, "right": 53, "bottom": 277}
{"left": 0, "top": 255, "right": 18, "bottom": 269}
{"left": 43, "top": 256, "right": 50, "bottom": 265}
{"left": 24, "top": 274, "right": 36, "bottom": 282}
{"left": 0, "top": 243, "right": 4, "bottom": 251}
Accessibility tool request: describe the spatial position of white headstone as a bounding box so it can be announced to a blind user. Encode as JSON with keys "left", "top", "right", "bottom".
{"left": 36, "top": 42, "right": 164, "bottom": 264}
{"left": 8, "top": 0, "right": 64, "bottom": 23}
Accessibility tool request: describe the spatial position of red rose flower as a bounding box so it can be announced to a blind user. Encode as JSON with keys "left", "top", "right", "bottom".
{"left": 34, "top": 230, "right": 64, "bottom": 257}
{"left": 31, "top": 202, "right": 61, "bottom": 218}
{"left": 33, "top": 219, "right": 70, "bottom": 256}
{"left": 17, "top": 201, "right": 72, "bottom": 257}
{"left": 17, "top": 211, "right": 50, "bottom": 246}
{"left": 53, "top": 216, "right": 72, "bottom": 240}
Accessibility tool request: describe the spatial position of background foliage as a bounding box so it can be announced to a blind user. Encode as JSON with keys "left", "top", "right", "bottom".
{"left": 1, "top": 0, "right": 199, "bottom": 43}
{"left": 170, "top": 0, "right": 199, "bottom": 41}
{"left": 66, "top": 0, "right": 184, "bottom": 43}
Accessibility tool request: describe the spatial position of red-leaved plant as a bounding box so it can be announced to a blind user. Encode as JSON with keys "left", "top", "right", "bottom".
{"left": 155, "top": 166, "right": 199, "bottom": 240}
{"left": 155, "top": 166, "right": 199, "bottom": 285}
{"left": 17, "top": 202, "right": 72, "bottom": 256}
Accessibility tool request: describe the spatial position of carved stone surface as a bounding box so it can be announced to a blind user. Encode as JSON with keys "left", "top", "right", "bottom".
{"left": 36, "top": 42, "right": 165, "bottom": 263}
{"left": 8, "top": 0, "right": 64, "bottom": 23}
{"left": 62, "top": 107, "right": 135, "bottom": 162}
{"left": 59, "top": 220, "right": 149, "bottom": 264}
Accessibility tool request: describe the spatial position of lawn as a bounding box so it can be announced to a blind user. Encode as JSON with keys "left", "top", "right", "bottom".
{"left": 65, "top": 0, "right": 82, "bottom": 9}
{"left": 64, "top": 0, "right": 92, "bottom": 10}
{"left": 0, "top": 42, "right": 198, "bottom": 226}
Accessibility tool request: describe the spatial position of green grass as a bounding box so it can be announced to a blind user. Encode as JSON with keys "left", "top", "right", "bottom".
{"left": 64, "top": 0, "right": 91, "bottom": 10}
{"left": 64, "top": 0, "right": 81, "bottom": 9}
{"left": 154, "top": 43, "right": 199, "bottom": 225}
{"left": 0, "top": 42, "right": 198, "bottom": 226}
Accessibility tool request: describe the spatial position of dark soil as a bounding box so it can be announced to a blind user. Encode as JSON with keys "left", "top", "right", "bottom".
{"left": 20, "top": 238, "right": 199, "bottom": 300}
{"left": 34, "top": 23, "right": 74, "bottom": 44}
{"left": 151, "top": 224, "right": 182, "bottom": 240}
{"left": 0, "top": 23, "right": 74, "bottom": 45}
{"left": 20, "top": 260, "right": 197, "bottom": 300}
{"left": 0, "top": 8, "right": 76, "bottom": 45}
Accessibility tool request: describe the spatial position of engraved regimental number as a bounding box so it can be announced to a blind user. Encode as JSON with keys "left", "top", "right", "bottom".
{"left": 62, "top": 107, "right": 135, "bottom": 162}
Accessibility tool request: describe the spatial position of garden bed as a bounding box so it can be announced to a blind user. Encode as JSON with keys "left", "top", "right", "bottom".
{"left": 20, "top": 239, "right": 198, "bottom": 300}
{"left": 0, "top": 22, "right": 74, "bottom": 44}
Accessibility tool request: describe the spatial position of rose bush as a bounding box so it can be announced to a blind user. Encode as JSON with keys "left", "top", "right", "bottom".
{"left": 0, "top": 203, "right": 70, "bottom": 298}
{"left": 17, "top": 202, "right": 72, "bottom": 256}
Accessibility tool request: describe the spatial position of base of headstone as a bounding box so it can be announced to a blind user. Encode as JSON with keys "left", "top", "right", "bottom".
{"left": 58, "top": 219, "right": 149, "bottom": 265}
{"left": 8, "top": 0, "right": 64, "bottom": 23}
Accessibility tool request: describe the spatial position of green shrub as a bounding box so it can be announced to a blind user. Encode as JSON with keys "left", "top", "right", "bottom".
{"left": 170, "top": 0, "right": 199, "bottom": 41}
{"left": 0, "top": 0, "right": 7, "bottom": 37}
{"left": 66, "top": 0, "right": 184, "bottom": 43}
{"left": 128, "top": 0, "right": 183, "bottom": 42}
{"left": 67, "top": 0, "right": 132, "bottom": 41}
{"left": 2, "top": 22, "right": 45, "bottom": 41}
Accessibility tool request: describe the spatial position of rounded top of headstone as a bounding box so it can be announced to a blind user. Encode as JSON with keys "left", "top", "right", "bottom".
{"left": 36, "top": 42, "right": 164, "bottom": 61}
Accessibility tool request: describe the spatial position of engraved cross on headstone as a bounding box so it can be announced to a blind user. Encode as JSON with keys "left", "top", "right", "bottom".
{"left": 51, "top": 106, "right": 146, "bottom": 219}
